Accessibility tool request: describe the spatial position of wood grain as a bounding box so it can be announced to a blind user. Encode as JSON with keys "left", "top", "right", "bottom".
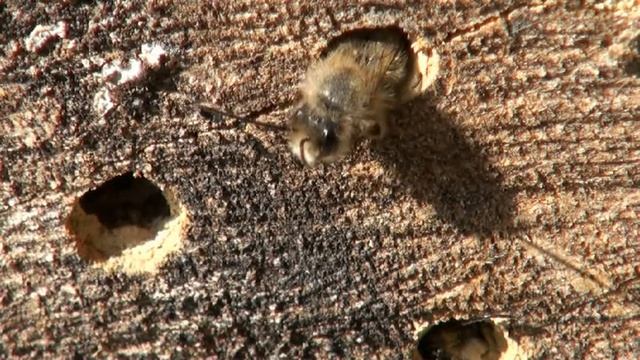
{"left": 1, "top": 1, "right": 639, "bottom": 358}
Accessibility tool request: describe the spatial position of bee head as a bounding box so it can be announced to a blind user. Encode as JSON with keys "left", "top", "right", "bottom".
{"left": 287, "top": 103, "right": 351, "bottom": 166}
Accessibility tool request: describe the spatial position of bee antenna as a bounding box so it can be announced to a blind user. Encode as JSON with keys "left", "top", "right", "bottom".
{"left": 198, "top": 103, "right": 287, "bottom": 131}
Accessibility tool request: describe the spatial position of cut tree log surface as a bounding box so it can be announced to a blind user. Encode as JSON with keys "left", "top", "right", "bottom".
{"left": 1, "top": 1, "right": 639, "bottom": 358}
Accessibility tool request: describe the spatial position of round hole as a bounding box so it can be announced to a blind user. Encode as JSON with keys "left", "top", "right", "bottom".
{"left": 66, "top": 172, "right": 189, "bottom": 274}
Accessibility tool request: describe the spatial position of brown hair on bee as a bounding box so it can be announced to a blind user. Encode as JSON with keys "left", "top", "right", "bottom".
{"left": 414, "top": 317, "right": 512, "bottom": 360}
{"left": 288, "top": 27, "right": 426, "bottom": 166}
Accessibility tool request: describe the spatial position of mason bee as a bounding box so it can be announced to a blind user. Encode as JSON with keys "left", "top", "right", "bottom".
{"left": 414, "top": 318, "right": 509, "bottom": 360}
{"left": 288, "top": 27, "right": 439, "bottom": 166}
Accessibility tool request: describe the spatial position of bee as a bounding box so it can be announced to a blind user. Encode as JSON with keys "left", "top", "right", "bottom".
{"left": 414, "top": 318, "right": 510, "bottom": 360}
{"left": 288, "top": 27, "right": 438, "bottom": 166}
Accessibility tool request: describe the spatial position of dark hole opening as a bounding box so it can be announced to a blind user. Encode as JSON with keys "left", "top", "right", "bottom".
{"left": 624, "top": 35, "right": 640, "bottom": 77}
{"left": 79, "top": 172, "right": 170, "bottom": 229}
{"left": 322, "top": 25, "right": 413, "bottom": 59}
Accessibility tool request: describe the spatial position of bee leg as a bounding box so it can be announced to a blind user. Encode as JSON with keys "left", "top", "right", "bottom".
{"left": 361, "top": 114, "right": 388, "bottom": 140}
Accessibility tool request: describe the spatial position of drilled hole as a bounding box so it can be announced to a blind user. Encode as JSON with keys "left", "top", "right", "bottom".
{"left": 66, "top": 172, "right": 188, "bottom": 274}
{"left": 414, "top": 318, "right": 523, "bottom": 360}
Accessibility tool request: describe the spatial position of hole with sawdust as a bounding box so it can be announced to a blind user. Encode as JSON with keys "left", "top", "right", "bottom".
{"left": 413, "top": 317, "right": 525, "bottom": 360}
{"left": 66, "top": 172, "right": 189, "bottom": 274}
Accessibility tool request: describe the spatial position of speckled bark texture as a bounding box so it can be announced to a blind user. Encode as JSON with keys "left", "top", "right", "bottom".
{"left": 1, "top": 1, "right": 639, "bottom": 358}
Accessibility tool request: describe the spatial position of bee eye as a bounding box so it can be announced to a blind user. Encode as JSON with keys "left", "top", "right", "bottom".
{"left": 321, "top": 125, "right": 338, "bottom": 152}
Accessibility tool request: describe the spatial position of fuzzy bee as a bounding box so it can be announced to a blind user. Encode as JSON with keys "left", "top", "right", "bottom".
{"left": 288, "top": 27, "right": 438, "bottom": 166}
{"left": 414, "top": 318, "right": 510, "bottom": 360}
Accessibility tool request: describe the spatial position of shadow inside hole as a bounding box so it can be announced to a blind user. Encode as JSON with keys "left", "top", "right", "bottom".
{"left": 69, "top": 172, "right": 172, "bottom": 261}
{"left": 322, "top": 25, "right": 413, "bottom": 58}
{"left": 623, "top": 34, "right": 640, "bottom": 77}
{"left": 415, "top": 318, "right": 510, "bottom": 360}
{"left": 80, "top": 172, "right": 170, "bottom": 229}
{"left": 374, "top": 99, "right": 515, "bottom": 235}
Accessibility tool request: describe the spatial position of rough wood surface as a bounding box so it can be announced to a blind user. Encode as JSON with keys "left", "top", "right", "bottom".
{"left": 1, "top": 1, "right": 639, "bottom": 358}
